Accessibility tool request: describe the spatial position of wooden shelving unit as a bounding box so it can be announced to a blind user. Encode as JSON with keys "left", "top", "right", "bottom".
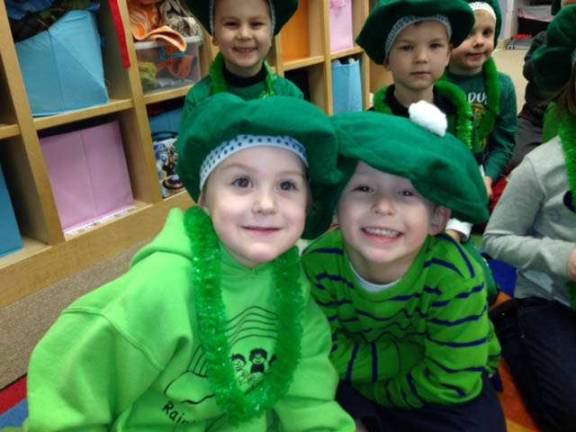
{"left": 0, "top": 0, "right": 377, "bottom": 311}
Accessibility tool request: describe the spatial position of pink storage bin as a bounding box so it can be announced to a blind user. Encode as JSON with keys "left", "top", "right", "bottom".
{"left": 40, "top": 120, "right": 134, "bottom": 233}
{"left": 329, "top": 0, "right": 354, "bottom": 53}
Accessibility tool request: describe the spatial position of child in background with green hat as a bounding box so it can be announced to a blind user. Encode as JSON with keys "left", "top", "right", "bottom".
{"left": 182, "top": 0, "right": 303, "bottom": 116}
{"left": 302, "top": 102, "right": 504, "bottom": 432}
{"left": 485, "top": 6, "right": 576, "bottom": 430}
{"left": 24, "top": 94, "right": 355, "bottom": 431}
{"left": 356, "top": 0, "right": 476, "bottom": 149}
{"left": 445, "top": 0, "right": 517, "bottom": 209}
{"left": 356, "top": 0, "right": 498, "bottom": 301}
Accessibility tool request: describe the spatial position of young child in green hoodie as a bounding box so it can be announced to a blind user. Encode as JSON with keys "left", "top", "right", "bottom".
{"left": 302, "top": 103, "right": 504, "bottom": 432}
{"left": 182, "top": 0, "right": 303, "bottom": 115}
{"left": 25, "top": 94, "right": 355, "bottom": 431}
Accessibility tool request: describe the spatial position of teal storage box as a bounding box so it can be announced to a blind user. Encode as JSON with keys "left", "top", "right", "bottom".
{"left": 332, "top": 58, "right": 363, "bottom": 113}
{"left": 149, "top": 108, "right": 183, "bottom": 135}
{"left": 0, "top": 165, "right": 23, "bottom": 257}
{"left": 15, "top": 10, "right": 109, "bottom": 116}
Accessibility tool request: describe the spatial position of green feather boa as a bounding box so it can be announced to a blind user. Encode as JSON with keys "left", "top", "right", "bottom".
{"left": 185, "top": 206, "right": 304, "bottom": 425}
{"left": 209, "top": 52, "right": 276, "bottom": 97}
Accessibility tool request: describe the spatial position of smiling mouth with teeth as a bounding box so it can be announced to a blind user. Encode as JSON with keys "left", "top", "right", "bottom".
{"left": 362, "top": 227, "right": 401, "bottom": 238}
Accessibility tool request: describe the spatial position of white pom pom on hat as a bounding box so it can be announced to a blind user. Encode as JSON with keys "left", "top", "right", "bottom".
{"left": 408, "top": 100, "right": 448, "bottom": 137}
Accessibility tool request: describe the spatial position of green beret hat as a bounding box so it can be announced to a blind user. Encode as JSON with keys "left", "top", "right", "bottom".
{"left": 330, "top": 110, "right": 489, "bottom": 224}
{"left": 185, "top": 0, "right": 298, "bottom": 35}
{"left": 176, "top": 93, "right": 340, "bottom": 239}
{"left": 356, "top": 0, "right": 475, "bottom": 64}
{"left": 531, "top": 5, "right": 576, "bottom": 92}
{"left": 465, "top": 0, "right": 502, "bottom": 41}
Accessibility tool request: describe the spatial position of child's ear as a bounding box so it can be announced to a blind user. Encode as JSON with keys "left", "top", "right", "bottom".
{"left": 429, "top": 206, "right": 451, "bottom": 235}
{"left": 211, "top": 35, "right": 219, "bottom": 47}
{"left": 197, "top": 192, "right": 210, "bottom": 215}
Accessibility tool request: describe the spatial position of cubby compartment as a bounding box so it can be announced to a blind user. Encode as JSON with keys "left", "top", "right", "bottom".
{"left": 147, "top": 100, "right": 185, "bottom": 198}
{"left": 135, "top": 36, "right": 203, "bottom": 93}
{"left": 0, "top": 150, "right": 23, "bottom": 257}
{"left": 38, "top": 118, "right": 134, "bottom": 235}
{"left": 331, "top": 55, "right": 363, "bottom": 113}
{"left": 329, "top": 0, "right": 355, "bottom": 53}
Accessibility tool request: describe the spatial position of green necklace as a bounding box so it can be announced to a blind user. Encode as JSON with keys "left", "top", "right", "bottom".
{"left": 185, "top": 206, "right": 304, "bottom": 425}
{"left": 475, "top": 57, "right": 501, "bottom": 144}
{"left": 560, "top": 113, "right": 576, "bottom": 309}
{"left": 209, "top": 52, "right": 276, "bottom": 97}
{"left": 373, "top": 84, "right": 474, "bottom": 151}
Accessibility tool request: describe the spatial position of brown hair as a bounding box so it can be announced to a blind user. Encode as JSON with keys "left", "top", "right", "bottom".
{"left": 556, "top": 63, "right": 576, "bottom": 116}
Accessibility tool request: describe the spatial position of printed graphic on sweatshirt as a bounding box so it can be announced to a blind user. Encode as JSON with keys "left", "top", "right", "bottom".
{"left": 160, "top": 306, "right": 280, "bottom": 424}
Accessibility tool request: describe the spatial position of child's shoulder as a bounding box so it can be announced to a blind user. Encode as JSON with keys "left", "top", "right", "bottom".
{"left": 302, "top": 229, "right": 343, "bottom": 261}
{"left": 420, "top": 235, "right": 485, "bottom": 287}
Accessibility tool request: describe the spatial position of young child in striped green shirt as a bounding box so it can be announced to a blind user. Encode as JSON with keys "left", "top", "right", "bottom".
{"left": 302, "top": 103, "right": 504, "bottom": 431}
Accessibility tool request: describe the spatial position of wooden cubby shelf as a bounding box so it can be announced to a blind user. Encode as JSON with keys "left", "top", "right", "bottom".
{"left": 143, "top": 85, "right": 194, "bottom": 105}
{"left": 33, "top": 99, "right": 134, "bottom": 131}
{"left": 0, "top": 123, "right": 19, "bottom": 140}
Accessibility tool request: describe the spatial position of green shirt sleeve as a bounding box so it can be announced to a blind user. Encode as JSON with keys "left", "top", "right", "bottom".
{"left": 26, "top": 304, "right": 163, "bottom": 431}
{"left": 273, "top": 296, "right": 355, "bottom": 431}
{"left": 484, "top": 73, "right": 517, "bottom": 180}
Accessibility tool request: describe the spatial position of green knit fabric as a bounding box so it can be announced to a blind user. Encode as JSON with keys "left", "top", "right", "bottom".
{"left": 302, "top": 229, "right": 501, "bottom": 409}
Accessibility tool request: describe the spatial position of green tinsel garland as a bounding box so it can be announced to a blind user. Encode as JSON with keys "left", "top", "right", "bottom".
{"left": 475, "top": 57, "right": 501, "bottom": 144}
{"left": 551, "top": 109, "right": 576, "bottom": 309}
{"left": 185, "top": 206, "right": 304, "bottom": 425}
{"left": 373, "top": 84, "right": 474, "bottom": 151}
{"left": 209, "top": 52, "right": 276, "bottom": 97}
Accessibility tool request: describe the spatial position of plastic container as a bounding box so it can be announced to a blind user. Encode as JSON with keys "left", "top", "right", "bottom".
{"left": 135, "top": 36, "right": 202, "bottom": 92}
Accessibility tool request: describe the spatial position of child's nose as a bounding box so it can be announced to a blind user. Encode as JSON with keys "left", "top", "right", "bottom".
{"left": 373, "top": 195, "right": 395, "bottom": 215}
{"left": 238, "top": 24, "right": 251, "bottom": 38}
{"left": 414, "top": 47, "right": 429, "bottom": 62}
{"left": 253, "top": 189, "right": 277, "bottom": 214}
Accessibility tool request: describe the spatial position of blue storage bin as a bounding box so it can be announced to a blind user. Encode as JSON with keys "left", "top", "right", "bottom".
{"left": 332, "top": 58, "right": 363, "bottom": 114}
{"left": 149, "top": 108, "right": 183, "bottom": 135}
{"left": 0, "top": 165, "right": 23, "bottom": 257}
{"left": 16, "top": 10, "right": 109, "bottom": 116}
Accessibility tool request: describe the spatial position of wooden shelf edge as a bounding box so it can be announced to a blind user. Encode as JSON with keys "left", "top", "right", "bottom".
{"left": 329, "top": 46, "right": 364, "bottom": 61}
{"left": 34, "top": 99, "right": 134, "bottom": 131}
{"left": 0, "top": 193, "right": 194, "bottom": 308}
{"left": 143, "top": 85, "right": 193, "bottom": 105}
{"left": 0, "top": 123, "right": 19, "bottom": 140}
{"left": 283, "top": 55, "right": 325, "bottom": 71}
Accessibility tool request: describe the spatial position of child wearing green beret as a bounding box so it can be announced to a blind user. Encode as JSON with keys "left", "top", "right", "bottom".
{"left": 182, "top": 0, "right": 303, "bottom": 115}
{"left": 485, "top": 6, "right": 576, "bottom": 430}
{"left": 24, "top": 94, "right": 355, "bottom": 431}
{"left": 356, "top": 0, "right": 476, "bottom": 149}
{"left": 445, "top": 0, "right": 517, "bottom": 206}
{"left": 302, "top": 102, "right": 504, "bottom": 432}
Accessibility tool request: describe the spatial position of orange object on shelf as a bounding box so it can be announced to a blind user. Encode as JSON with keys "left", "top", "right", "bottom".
{"left": 281, "top": 0, "right": 310, "bottom": 61}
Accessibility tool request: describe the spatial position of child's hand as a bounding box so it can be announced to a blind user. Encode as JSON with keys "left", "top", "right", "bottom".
{"left": 568, "top": 249, "right": 576, "bottom": 281}
{"left": 355, "top": 420, "right": 369, "bottom": 432}
{"left": 484, "top": 176, "right": 493, "bottom": 198}
{"left": 446, "top": 229, "right": 463, "bottom": 243}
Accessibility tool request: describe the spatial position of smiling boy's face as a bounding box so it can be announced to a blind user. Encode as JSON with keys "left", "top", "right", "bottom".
{"left": 384, "top": 20, "right": 451, "bottom": 102}
{"left": 212, "top": 0, "right": 273, "bottom": 77}
{"left": 336, "top": 162, "right": 449, "bottom": 284}
{"left": 449, "top": 10, "right": 496, "bottom": 75}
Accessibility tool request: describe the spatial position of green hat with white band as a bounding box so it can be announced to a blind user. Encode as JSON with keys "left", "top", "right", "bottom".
{"left": 185, "top": 0, "right": 298, "bottom": 35}
{"left": 531, "top": 5, "right": 576, "bottom": 92}
{"left": 356, "top": 0, "right": 475, "bottom": 64}
{"left": 176, "top": 93, "right": 341, "bottom": 238}
{"left": 465, "top": 0, "right": 502, "bottom": 41}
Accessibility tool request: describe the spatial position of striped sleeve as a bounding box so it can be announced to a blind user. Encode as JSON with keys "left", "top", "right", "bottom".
{"left": 371, "top": 243, "right": 496, "bottom": 408}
